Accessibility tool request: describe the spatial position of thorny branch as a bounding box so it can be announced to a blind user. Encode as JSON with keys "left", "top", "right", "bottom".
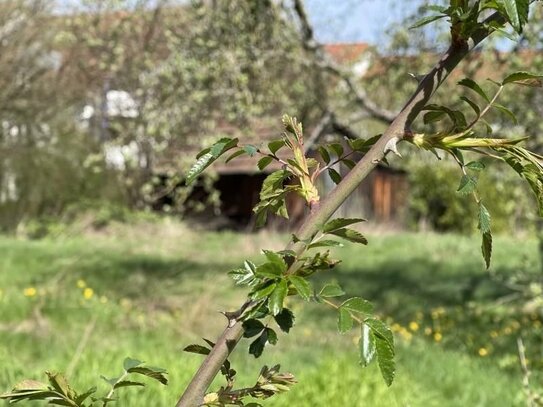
{"left": 177, "top": 5, "right": 508, "bottom": 407}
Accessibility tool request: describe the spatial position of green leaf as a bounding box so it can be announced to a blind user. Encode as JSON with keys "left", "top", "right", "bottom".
{"left": 482, "top": 231, "right": 493, "bottom": 269}
{"left": 243, "top": 319, "right": 265, "bottom": 338}
{"left": 225, "top": 149, "right": 246, "bottom": 163}
{"left": 123, "top": 357, "right": 143, "bottom": 371}
{"left": 322, "top": 218, "right": 365, "bottom": 233}
{"left": 329, "top": 228, "right": 368, "bottom": 245}
{"left": 289, "top": 275, "right": 312, "bottom": 301}
{"left": 269, "top": 279, "right": 288, "bottom": 316}
{"left": 243, "top": 145, "right": 258, "bottom": 156}
{"left": 349, "top": 134, "right": 381, "bottom": 152}
{"left": 228, "top": 260, "right": 256, "bottom": 286}
{"left": 466, "top": 161, "right": 485, "bottom": 172}
{"left": 274, "top": 308, "right": 295, "bottom": 333}
{"left": 359, "top": 324, "right": 377, "bottom": 367}
{"left": 13, "top": 380, "right": 49, "bottom": 391}
{"left": 46, "top": 372, "right": 74, "bottom": 399}
{"left": 258, "top": 156, "right": 274, "bottom": 171}
{"left": 460, "top": 96, "right": 481, "bottom": 116}
{"left": 498, "top": 146, "right": 543, "bottom": 216}
{"left": 74, "top": 387, "right": 97, "bottom": 404}
{"left": 457, "top": 175, "right": 477, "bottom": 195}
{"left": 126, "top": 366, "right": 168, "bottom": 385}
{"left": 0, "top": 389, "right": 60, "bottom": 402}
{"left": 424, "top": 105, "right": 467, "bottom": 129}
{"left": 251, "top": 281, "right": 277, "bottom": 300}
{"left": 329, "top": 143, "right": 344, "bottom": 157}
{"left": 423, "top": 110, "right": 446, "bottom": 124}
{"left": 260, "top": 170, "right": 291, "bottom": 199}
{"left": 307, "top": 240, "right": 344, "bottom": 249}
{"left": 409, "top": 14, "right": 446, "bottom": 29}
{"left": 502, "top": 71, "right": 543, "bottom": 87}
{"left": 249, "top": 331, "right": 268, "bottom": 358}
{"left": 266, "top": 328, "right": 278, "bottom": 345}
{"left": 342, "top": 159, "right": 356, "bottom": 170}
{"left": 262, "top": 250, "right": 287, "bottom": 272}
{"left": 478, "top": 203, "right": 491, "bottom": 234}
{"left": 341, "top": 297, "right": 374, "bottom": 315}
{"left": 196, "top": 147, "right": 211, "bottom": 159}
{"left": 495, "top": 0, "right": 529, "bottom": 33}
{"left": 114, "top": 380, "right": 145, "bottom": 389}
{"left": 458, "top": 78, "right": 490, "bottom": 102}
{"left": 318, "top": 146, "right": 331, "bottom": 164}
{"left": 337, "top": 307, "right": 354, "bottom": 334}
{"left": 256, "top": 262, "right": 284, "bottom": 279}
{"left": 319, "top": 283, "right": 345, "bottom": 298}
{"left": 328, "top": 168, "right": 342, "bottom": 184}
{"left": 364, "top": 318, "right": 394, "bottom": 349}
{"left": 183, "top": 344, "right": 211, "bottom": 355}
{"left": 186, "top": 153, "right": 213, "bottom": 185}
{"left": 375, "top": 336, "right": 396, "bottom": 386}
{"left": 210, "top": 138, "right": 238, "bottom": 158}
{"left": 268, "top": 139, "right": 286, "bottom": 154}
{"left": 492, "top": 103, "right": 518, "bottom": 124}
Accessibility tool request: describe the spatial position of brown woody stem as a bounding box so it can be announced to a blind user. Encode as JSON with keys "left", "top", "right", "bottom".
{"left": 176, "top": 11, "right": 504, "bottom": 407}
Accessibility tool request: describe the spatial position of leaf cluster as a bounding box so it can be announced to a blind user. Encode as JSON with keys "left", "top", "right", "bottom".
{"left": 410, "top": 70, "right": 543, "bottom": 268}
{"left": 0, "top": 358, "right": 168, "bottom": 406}
{"left": 411, "top": 0, "right": 533, "bottom": 36}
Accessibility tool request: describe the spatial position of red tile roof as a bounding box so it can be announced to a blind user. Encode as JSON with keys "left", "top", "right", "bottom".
{"left": 324, "top": 43, "right": 370, "bottom": 64}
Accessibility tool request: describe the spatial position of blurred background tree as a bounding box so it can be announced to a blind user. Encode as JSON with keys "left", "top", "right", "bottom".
{"left": 1, "top": 0, "right": 542, "bottom": 237}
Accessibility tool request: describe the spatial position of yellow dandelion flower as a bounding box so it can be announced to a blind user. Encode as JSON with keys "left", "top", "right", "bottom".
{"left": 409, "top": 321, "right": 419, "bottom": 331}
{"left": 120, "top": 298, "right": 132, "bottom": 309}
{"left": 434, "top": 332, "right": 443, "bottom": 342}
{"left": 503, "top": 326, "right": 512, "bottom": 335}
{"left": 490, "top": 331, "right": 498, "bottom": 338}
{"left": 391, "top": 323, "right": 401, "bottom": 332}
{"left": 100, "top": 296, "right": 108, "bottom": 304}
{"left": 23, "top": 287, "right": 37, "bottom": 297}
{"left": 478, "top": 347, "right": 488, "bottom": 357}
{"left": 77, "top": 279, "right": 86, "bottom": 288}
{"left": 424, "top": 327, "right": 432, "bottom": 335}
{"left": 83, "top": 288, "right": 94, "bottom": 300}
{"left": 400, "top": 329, "right": 413, "bottom": 341}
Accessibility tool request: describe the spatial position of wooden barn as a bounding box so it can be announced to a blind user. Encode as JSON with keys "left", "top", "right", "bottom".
{"left": 189, "top": 140, "right": 409, "bottom": 230}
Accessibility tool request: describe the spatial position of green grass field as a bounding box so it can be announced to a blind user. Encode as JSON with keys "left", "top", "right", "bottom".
{"left": 1, "top": 220, "right": 541, "bottom": 406}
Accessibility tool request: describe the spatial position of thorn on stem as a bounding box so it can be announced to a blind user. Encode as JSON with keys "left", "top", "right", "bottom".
{"left": 384, "top": 136, "right": 402, "bottom": 157}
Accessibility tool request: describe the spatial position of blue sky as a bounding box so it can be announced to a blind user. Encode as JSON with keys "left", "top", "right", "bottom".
{"left": 305, "top": 0, "right": 422, "bottom": 44}
{"left": 56, "top": 0, "right": 420, "bottom": 45}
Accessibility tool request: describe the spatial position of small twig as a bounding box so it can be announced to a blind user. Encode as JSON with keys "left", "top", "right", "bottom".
{"left": 464, "top": 86, "right": 504, "bottom": 132}
{"left": 66, "top": 315, "right": 98, "bottom": 377}
{"left": 517, "top": 337, "right": 537, "bottom": 407}
{"left": 322, "top": 298, "right": 363, "bottom": 324}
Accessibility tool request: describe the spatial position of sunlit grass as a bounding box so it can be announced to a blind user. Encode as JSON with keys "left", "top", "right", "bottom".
{"left": 0, "top": 223, "right": 539, "bottom": 405}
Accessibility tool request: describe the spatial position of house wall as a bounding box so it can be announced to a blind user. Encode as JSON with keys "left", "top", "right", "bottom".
{"left": 213, "top": 167, "right": 408, "bottom": 230}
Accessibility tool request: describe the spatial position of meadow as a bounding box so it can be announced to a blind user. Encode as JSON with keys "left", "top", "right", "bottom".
{"left": 1, "top": 219, "right": 541, "bottom": 406}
